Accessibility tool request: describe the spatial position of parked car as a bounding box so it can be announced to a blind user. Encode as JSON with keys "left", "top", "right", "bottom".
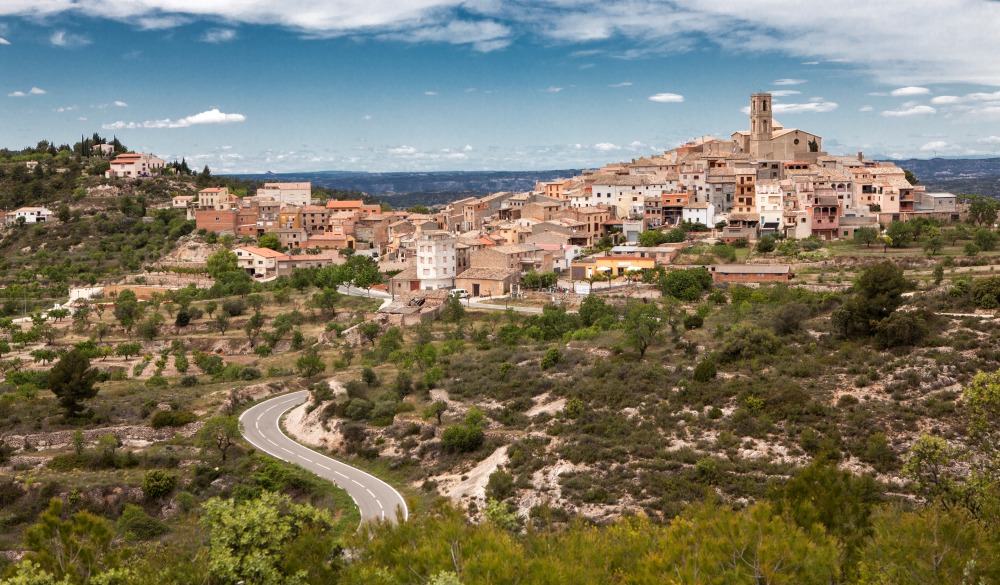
{"left": 451, "top": 288, "right": 470, "bottom": 299}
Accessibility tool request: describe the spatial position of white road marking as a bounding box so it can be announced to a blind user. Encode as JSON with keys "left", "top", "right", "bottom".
{"left": 242, "top": 390, "right": 410, "bottom": 523}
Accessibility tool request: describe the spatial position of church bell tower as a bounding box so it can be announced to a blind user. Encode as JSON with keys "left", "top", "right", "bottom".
{"left": 749, "top": 93, "right": 772, "bottom": 158}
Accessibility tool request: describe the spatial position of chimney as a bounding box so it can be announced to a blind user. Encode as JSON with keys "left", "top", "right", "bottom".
{"left": 857, "top": 151, "right": 863, "bottom": 161}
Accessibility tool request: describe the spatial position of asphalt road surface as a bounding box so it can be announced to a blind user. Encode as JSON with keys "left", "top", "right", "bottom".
{"left": 240, "top": 390, "right": 408, "bottom": 524}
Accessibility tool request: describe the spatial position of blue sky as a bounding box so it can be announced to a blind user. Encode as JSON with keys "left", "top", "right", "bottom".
{"left": 2, "top": 1, "right": 1000, "bottom": 173}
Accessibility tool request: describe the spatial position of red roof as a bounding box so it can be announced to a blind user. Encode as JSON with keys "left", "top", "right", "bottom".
{"left": 325, "top": 200, "right": 364, "bottom": 209}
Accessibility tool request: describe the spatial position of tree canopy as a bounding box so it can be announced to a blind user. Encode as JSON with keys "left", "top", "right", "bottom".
{"left": 48, "top": 348, "right": 100, "bottom": 418}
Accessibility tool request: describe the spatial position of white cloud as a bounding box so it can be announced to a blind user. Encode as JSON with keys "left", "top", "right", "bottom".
{"left": 388, "top": 145, "right": 418, "bottom": 155}
{"left": 882, "top": 104, "right": 936, "bottom": 117}
{"left": 859, "top": 105, "right": 874, "bottom": 112}
{"left": 377, "top": 19, "right": 511, "bottom": 52}
{"left": 543, "top": 87, "right": 563, "bottom": 93}
{"left": 0, "top": 37, "right": 10, "bottom": 45}
{"left": 424, "top": 91, "right": 438, "bottom": 96}
{"left": 773, "top": 78, "right": 806, "bottom": 86}
{"left": 136, "top": 15, "right": 190, "bottom": 30}
{"left": 4, "top": 1, "right": 1000, "bottom": 86}
{"left": 55, "top": 105, "right": 77, "bottom": 112}
{"left": 648, "top": 92, "right": 684, "bottom": 103}
{"left": 114, "top": 100, "right": 128, "bottom": 107}
{"left": 50, "top": 30, "right": 89, "bottom": 47}
{"left": 801, "top": 61, "right": 819, "bottom": 65}
{"left": 8, "top": 87, "right": 46, "bottom": 97}
{"left": 931, "top": 90, "right": 1000, "bottom": 105}
{"left": 772, "top": 101, "right": 838, "bottom": 114}
{"left": 919, "top": 140, "right": 950, "bottom": 151}
{"left": 608, "top": 82, "right": 633, "bottom": 87}
{"left": 201, "top": 28, "right": 236, "bottom": 43}
{"left": 362, "top": 114, "right": 372, "bottom": 121}
{"left": 930, "top": 95, "right": 961, "bottom": 105}
{"left": 890, "top": 86, "right": 930, "bottom": 97}
{"left": 769, "top": 90, "right": 800, "bottom": 97}
{"left": 463, "top": 144, "right": 474, "bottom": 151}
{"left": 102, "top": 108, "right": 246, "bottom": 129}
{"left": 978, "top": 136, "right": 1000, "bottom": 144}
{"left": 593, "top": 142, "right": 621, "bottom": 151}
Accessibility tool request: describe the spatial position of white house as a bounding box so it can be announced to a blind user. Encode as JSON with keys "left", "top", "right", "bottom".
{"left": 234, "top": 246, "right": 290, "bottom": 279}
{"left": 257, "top": 182, "right": 311, "bottom": 207}
{"left": 589, "top": 173, "right": 677, "bottom": 218}
{"left": 105, "top": 153, "right": 166, "bottom": 179}
{"left": 682, "top": 201, "right": 716, "bottom": 226}
{"left": 416, "top": 230, "right": 457, "bottom": 290}
{"left": 6, "top": 207, "right": 54, "bottom": 225}
{"left": 755, "top": 179, "right": 784, "bottom": 232}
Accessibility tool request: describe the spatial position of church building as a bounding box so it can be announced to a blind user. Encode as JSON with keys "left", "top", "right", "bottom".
{"left": 732, "top": 93, "right": 822, "bottom": 160}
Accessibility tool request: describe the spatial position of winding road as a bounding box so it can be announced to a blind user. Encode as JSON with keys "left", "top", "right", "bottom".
{"left": 239, "top": 390, "right": 408, "bottom": 524}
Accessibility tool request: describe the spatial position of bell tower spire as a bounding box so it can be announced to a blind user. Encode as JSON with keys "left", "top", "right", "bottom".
{"left": 749, "top": 93, "right": 772, "bottom": 158}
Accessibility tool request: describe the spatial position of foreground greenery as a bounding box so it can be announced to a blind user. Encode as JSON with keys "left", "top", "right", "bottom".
{"left": 3, "top": 456, "right": 998, "bottom": 584}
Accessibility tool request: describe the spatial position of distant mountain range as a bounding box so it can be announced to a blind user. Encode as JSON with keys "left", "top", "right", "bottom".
{"left": 882, "top": 158, "right": 1000, "bottom": 197}
{"left": 231, "top": 158, "right": 1000, "bottom": 206}
{"left": 231, "top": 170, "right": 580, "bottom": 208}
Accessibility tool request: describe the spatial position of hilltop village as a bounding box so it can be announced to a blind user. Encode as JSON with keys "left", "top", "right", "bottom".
{"left": 125, "top": 93, "right": 961, "bottom": 297}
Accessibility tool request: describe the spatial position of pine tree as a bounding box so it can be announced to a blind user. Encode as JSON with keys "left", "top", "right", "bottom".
{"left": 48, "top": 348, "right": 101, "bottom": 418}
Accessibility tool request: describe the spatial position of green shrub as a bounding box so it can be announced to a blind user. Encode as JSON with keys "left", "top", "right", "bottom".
{"left": 361, "top": 367, "right": 380, "bottom": 388}
{"left": 683, "top": 313, "right": 704, "bottom": 330}
{"left": 441, "top": 424, "right": 484, "bottom": 453}
{"left": 369, "top": 401, "right": 398, "bottom": 426}
{"left": 118, "top": 503, "right": 168, "bottom": 540}
{"left": 344, "top": 398, "right": 374, "bottom": 421}
{"left": 221, "top": 298, "right": 247, "bottom": 316}
{"left": 693, "top": 359, "right": 717, "bottom": 382}
{"left": 719, "top": 324, "right": 781, "bottom": 362}
{"left": 541, "top": 348, "right": 561, "bottom": 370}
{"left": 142, "top": 469, "right": 177, "bottom": 499}
{"left": 874, "top": 311, "right": 929, "bottom": 349}
{"left": 176, "top": 491, "right": 197, "bottom": 513}
{"left": 150, "top": 409, "right": 196, "bottom": 428}
{"left": 695, "top": 457, "right": 724, "bottom": 484}
{"left": 144, "top": 375, "right": 168, "bottom": 388}
{"left": 970, "top": 276, "right": 1000, "bottom": 308}
{"left": 658, "top": 267, "right": 712, "bottom": 301}
{"left": 193, "top": 351, "right": 224, "bottom": 375}
{"left": 486, "top": 469, "right": 515, "bottom": 501}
